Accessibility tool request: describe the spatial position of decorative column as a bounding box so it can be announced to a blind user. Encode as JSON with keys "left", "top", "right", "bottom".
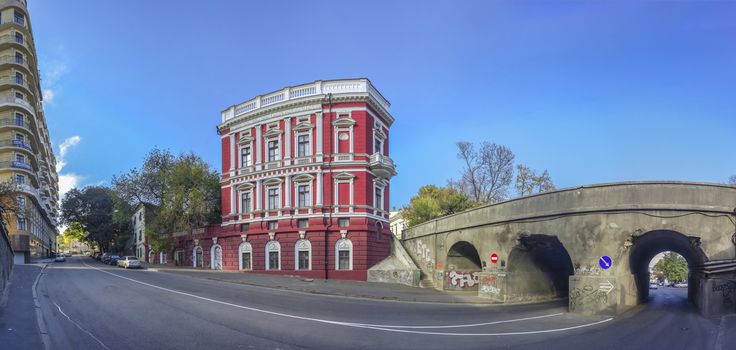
{"left": 284, "top": 117, "right": 291, "bottom": 164}
{"left": 315, "top": 112, "right": 323, "bottom": 162}
{"left": 255, "top": 179, "right": 262, "bottom": 211}
{"left": 255, "top": 126, "right": 262, "bottom": 170}
{"left": 285, "top": 175, "right": 291, "bottom": 208}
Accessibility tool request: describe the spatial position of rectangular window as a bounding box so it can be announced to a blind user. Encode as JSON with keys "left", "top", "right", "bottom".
{"left": 267, "top": 140, "right": 279, "bottom": 162}
{"left": 14, "top": 32, "right": 23, "bottom": 44}
{"left": 15, "top": 174, "right": 24, "bottom": 185}
{"left": 14, "top": 113, "right": 23, "bottom": 127}
{"left": 297, "top": 219, "right": 308, "bottom": 228}
{"left": 268, "top": 251, "right": 279, "bottom": 270}
{"left": 297, "top": 134, "right": 310, "bottom": 157}
{"left": 338, "top": 250, "right": 350, "bottom": 270}
{"left": 297, "top": 185, "right": 310, "bottom": 208}
{"left": 239, "top": 223, "right": 249, "bottom": 232}
{"left": 241, "top": 192, "right": 251, "bottom": 213}
{"left": 241, "top": 147, "right": 252, "bottom": 167}
{"left": 16, "top": 196, "right": 25, "bottom": 209}
{"left": 15, "top": 133, "right": 24, "bottom": 142}
{"left": 15, "top": 92, "right": 24, "bottom": 100}
{"left": 298, "top": 250, "right": 310, "bottom": 270}
{"left": 338, "top": 218, "right": 349, "bottom": 227}
{"left": 267, "top": 188, "right": 279, "bottom": 210}
{"left": 15, "top": 154, "right": 25, "bottom": 163}
{"left": 267, "top": 221, "right": 278, "bottom": 230}
{"left": 15, "top": 72, "right": 23, "bottom": 85}
{"left": 241, "top": 252, "right": 251, "bottom": 270}
{"left": 14, "top": 11, "right": 24, "bottom": 25}
{"left": 374, "top": 138, "right": 382, "bottom": 154}
{"left": 15, "top": 52, "right": 23, "bottom": 65}
{"left": 375, "top": 187, "right": 383, "bottom": 210}
{"left": 17, "top": 217, "right": 26, "bottom": 230}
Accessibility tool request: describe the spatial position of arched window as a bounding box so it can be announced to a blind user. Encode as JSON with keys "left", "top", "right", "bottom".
{"left": 239, "top": 242, "right": 252, "bottom": 270}
{"left": 211, "top": 244, "right": 223, "bottom": 270}
{"left": 295, "top": 239, "right": 311, "bottom": 270}
{"left": 193, "top": 246, "right": 203, "bottom": 268}
{"left": 265, "top": 240, "right": 281, "bottom": 270}
{"left": 148, "top": 250, "right": 155, "bottom": 264}
{"left": 335, "top": 238, "right": 353, "bottom": 270}
{"left": 159, "top": 251, "right": 167, "bottom": 264}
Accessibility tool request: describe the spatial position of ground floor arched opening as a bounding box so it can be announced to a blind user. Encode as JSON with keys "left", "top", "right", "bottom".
{"left": 628, "top": 230, "right": 706, "bottom": 304}
{"left": 445, "top": 241, "right": 482, "bottom": 291}
{"left": 506, "top": 234, "right": 574, "bottom": 302}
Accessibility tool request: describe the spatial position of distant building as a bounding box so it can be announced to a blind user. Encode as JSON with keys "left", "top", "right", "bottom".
{"left": 172, "top": 79, "right": 397, "bottom": 280}
{"left": 132, "top": 203, "right": 157, "bottom": 263}
{"left": 389, "top": 210, "right": 406, "bottom": 239}
{"left": 1, "top": 1, "right": 60, "bottom": 263}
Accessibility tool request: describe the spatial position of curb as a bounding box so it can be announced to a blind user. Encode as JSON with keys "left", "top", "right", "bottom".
{"left": 31, "top": 263, "right": 51, "bottom": 350}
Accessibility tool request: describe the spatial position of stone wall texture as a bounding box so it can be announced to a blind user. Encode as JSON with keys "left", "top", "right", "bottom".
{"left": 0, "top": 222, "right": 13, "bottom": 299}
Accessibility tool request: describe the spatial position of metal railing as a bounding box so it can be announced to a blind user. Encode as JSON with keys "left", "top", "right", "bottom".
{"left": 0, "top": 139, "right": 33, "bottom": 152}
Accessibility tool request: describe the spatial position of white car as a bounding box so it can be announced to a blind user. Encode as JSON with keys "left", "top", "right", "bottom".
{"left": 117, "top": 256, "right": 141, "bottom": 269}
{"left": 674, "top": 282, "right": 688, "bottom": 288}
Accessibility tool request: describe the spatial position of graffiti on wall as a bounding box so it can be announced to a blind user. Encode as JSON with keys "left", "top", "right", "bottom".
{"left": 712, "top": 281, "right": 736, "bottom": 308}
{"left": 480, "top": 274, "right": 501, "bottom": 294}
{"left": 574, "top": 264, "right": 602, "bottom": 276}
{"left": 569, "top": 284, "right": 610, "bottom": 310}
{"left": 409, "top": 240, "right": 436, "bottom": 271}
{"left": 448, "top": 271, "right": 479, "bottom": 288}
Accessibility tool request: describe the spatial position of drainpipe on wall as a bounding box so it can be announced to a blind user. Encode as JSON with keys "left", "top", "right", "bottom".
{"left": 324, "top": 93, "right": 333, "bottom": 280}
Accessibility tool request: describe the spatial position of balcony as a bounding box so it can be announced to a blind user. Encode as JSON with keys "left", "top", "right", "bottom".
{"left": 0, "top": 138, "right": 34, "bottom": 152}
{"left": 369, "top": 153, "right": 397, "bottom": 179}
{"left": 0, "top": 33, "right": 29, "bottom": 51}
{"left": 0, "top": 0, "right": 27, "bottom": 9}
{"left": 0, "top": 95, "right": 35, "bottom": 114}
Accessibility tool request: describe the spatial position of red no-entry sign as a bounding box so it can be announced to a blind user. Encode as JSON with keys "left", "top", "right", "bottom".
{"left": 490, "top": 253, "right": 499, "bottom": 264}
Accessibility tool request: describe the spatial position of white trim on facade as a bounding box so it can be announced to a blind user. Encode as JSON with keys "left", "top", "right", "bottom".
{"left": 265, "top": 240, "right": 281, "bottom": 270}
{"left": 335, "top": 238, "right": 353, "bottom": 270}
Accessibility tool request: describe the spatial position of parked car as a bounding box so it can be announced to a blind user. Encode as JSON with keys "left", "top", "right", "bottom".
{"left": 117, "top": 256, "right": 141, "bottom": 269}
{"left": 64, "top": 252, "right": 72, "bottom": 257}
{"left": 649, "top": 282, "right": 658, "bottom": 289}
{"left": 108, "top": 255, "right": 120, "bottom": 265}
{"left": 674, "top": 282, "right": 688, "bottom": 288}
{"left": 54, "top": 254, "right": 66, "bottom": 262}
{"left": 101, "top": 253, "right": 111, "bottom": 264}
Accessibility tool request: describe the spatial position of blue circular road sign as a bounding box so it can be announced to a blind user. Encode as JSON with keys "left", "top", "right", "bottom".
{"left": 599, "top": 256, "right": 613, "bottom": 269}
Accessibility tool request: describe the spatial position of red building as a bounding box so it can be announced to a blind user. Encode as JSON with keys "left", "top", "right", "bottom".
{"left": 173, "top": 79, "right": 396, "bottom": 280}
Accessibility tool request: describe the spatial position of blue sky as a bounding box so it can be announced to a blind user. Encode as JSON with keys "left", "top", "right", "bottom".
{"left": 30, "top": 0, "right": 736, "bottom": 208}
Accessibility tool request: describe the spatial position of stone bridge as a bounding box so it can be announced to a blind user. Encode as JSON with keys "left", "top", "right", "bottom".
{"left": 401, "top": 182, "right": 736, "bottom": 317}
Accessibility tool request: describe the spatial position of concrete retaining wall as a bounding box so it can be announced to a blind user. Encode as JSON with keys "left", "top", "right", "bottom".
{"left": 367, "top": 237, "right": 421, "bottom": 287}
{"left": 0, "top": 222, "right": 13, "bottom": 300}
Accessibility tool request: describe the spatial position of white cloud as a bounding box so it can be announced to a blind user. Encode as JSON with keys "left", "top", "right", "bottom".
{"left": 57, "top": 135, "right": 80, "bottom": 172}
{"left": 43, "top": 89, "right": 55, "bottom": 103}
{"left": 58, "top": 173, "right": 84, "bottom": 199}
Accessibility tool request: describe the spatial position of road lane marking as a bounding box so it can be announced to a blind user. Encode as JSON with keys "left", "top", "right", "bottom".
{"left": 349, "top": 313, "right": 564, "bottom": 329}
{"left": 53, "top": 302, "right": 111, "bottom": 350}
{"left": 83, "top": 261, "right": 613, "bottom": 336}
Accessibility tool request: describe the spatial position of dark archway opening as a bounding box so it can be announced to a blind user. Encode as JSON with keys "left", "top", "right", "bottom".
{"left": 445, "top": 241, "right": 482, "bottom": 291}
{"left": 628, "top": 230, "right": 706, "bottom": 304}
{"left": 507, "top": 234, "right": 574, "bottom": 301}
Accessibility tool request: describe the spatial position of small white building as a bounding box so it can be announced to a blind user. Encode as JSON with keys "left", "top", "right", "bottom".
{"left": 389, "top": 210, "right": 406, "bottom": 240}
{"left": 132, "top": 203, "right": 156, "bottom": 262}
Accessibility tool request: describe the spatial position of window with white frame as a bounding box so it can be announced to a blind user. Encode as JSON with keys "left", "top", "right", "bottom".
{"left": 16, "top": 196, "right": 25, "bottom": 209}
{"left": 267, "top": 187, "right": 279, "bottom": 210}
{"left": 15, "top": 153, "right": 25, "bottom": 163}
{"left": 297, "top": 134, "right": 310, "bottom": 158}
{"left": 193, "top": 246, "right": 203, "bottom": 268}
{"left": 241, "top": 146, "right": 252, "bottom": 167}
{"left": 241, "top": 191, "right": 252, "bottom": 213}
{"left": 15, "top": 133, "right": 24, "bottom": 142}
{"left": 374, "top": 138, "right": 382, "bottom": 155}
{"left": 17, "top": 217, "right": 26, "bottom": 230}
{"left": 375, "top": 185, "right": 384, "bottom": 211}
{"left": 267, "top": 221, "right": 278, "bottom": 230}
{"left": 297, "top": 184, "right": 310, "bottom": 208}
{"left": 267, "top": 140, "right": 279, "bottom": 162}
{"left": 14, "top": 112, "right": 23, "bottom": 127}
{"left": 239, "top": 242, "right": 252, "bottom": 270}
{"left": 296, "top": 239, "right": 311, "bottom": 270}
{"left": 15, "top": 174, "right": 24, "bottom": 185}
{"left": 335, "top": 238, "right": 352, "bottom": 270}
{"left": 266, "top": 240, "right": 280, "bottom": 270}
{"left": 160, "top": 251, "right": 167, "bottom": 264}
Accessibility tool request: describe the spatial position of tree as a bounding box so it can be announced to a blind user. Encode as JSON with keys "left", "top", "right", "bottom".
{"left": 0, "top": 181, "right": 21, "bottom": 226}
{"left": 653, "top": 252, "right": 688, "bottom": 282}
{"left": 112, "top": 148, "right": 175, "bottom": 206}
{"left": 515, "top": 164, "right": 556, "bottom": 196}
{"left": 729, "top": 175, "right": 736, "bottom": 186}
{"left": 61, "top": 186, "right": 131, "bottom": 253}
{"left": 402, "top": 185, "right": 472, "bottom": 227}
{"left": 454, "top": 141, "right": 515, "bottom": 204}
{"left": 515, "top": 164, "right": 535, "bottom": 196}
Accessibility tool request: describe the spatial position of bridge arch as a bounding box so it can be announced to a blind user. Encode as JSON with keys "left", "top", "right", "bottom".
{"left": 506, "top": 234, "right": 574, "bottom": 301}
{"left": 445, "top": 241, "right": 482, "bottom": 290}
{"left": 628, "top": 229, "right": 707, "bottom": 303}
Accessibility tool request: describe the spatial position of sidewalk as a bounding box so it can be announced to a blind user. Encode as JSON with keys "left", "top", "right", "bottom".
{"left": 0, "top": 265, "right": 45, "bottom": 350}
{"left": 146, "top": 264, "right": 497, "bottom": 304}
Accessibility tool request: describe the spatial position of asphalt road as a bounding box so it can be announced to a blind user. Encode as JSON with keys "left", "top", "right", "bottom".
{"left": 32, "top": 257, "right": 732, "bottom": 350}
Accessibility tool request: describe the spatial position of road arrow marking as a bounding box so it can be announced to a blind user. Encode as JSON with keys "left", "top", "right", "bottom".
{"left": 599, "top": 281, "right": 614, "bottom": 295}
